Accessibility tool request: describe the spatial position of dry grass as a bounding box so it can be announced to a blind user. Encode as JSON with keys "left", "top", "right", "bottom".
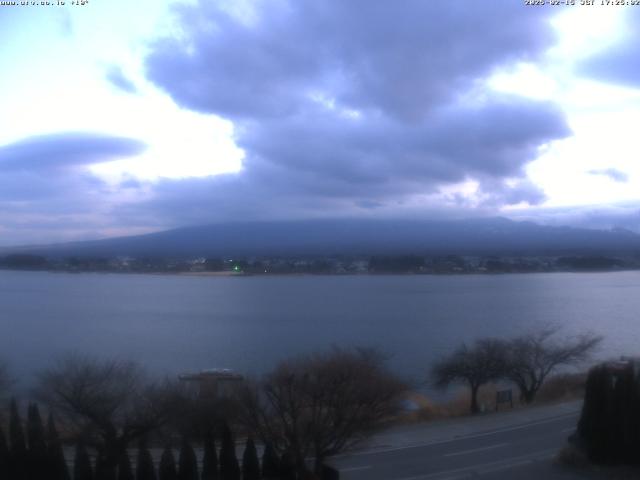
{"left": 536, "top": 372, "right": 587, "bottom": 403}
{"left": 555, "top": 444, "right": 590, "bottom": 469}
{"left": 397, "top": 372, "right": 587, "bottom": 425}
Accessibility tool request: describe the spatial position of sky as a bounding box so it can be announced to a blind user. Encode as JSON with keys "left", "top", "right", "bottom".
{"left": 2, "top": 0, "right": 640, "bottom": 246}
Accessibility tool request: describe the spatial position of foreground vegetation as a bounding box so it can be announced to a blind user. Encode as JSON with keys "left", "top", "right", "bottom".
{"left": 0, "top": 328, "right": 603, "bottom": 479}
{"left": 0, "top": 348, "right": 405, "bottom": 479}
{"left": 431, "top": 328, "right": 601, "bottom": 414}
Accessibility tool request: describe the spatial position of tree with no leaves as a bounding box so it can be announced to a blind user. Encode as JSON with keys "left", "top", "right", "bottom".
{"left": 239, "top": 347, "right": 406, "bottom": 476}
{"left": 431, "top": 339, "right": 508, "bottom": 414}
{"left": 504, "top": 328, "right": 602, "bottom": 404}
{"left": 35, "top": 354, "right": 176, "bottom": 477}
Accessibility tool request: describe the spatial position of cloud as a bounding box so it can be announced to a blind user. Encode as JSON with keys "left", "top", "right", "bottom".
{"left": 1, "top": 2, "right": 574, "bottom": 244}
{"left": 147, "top": 1, "right": 557, "bottom": 121}
{"left": 580, "top": 10, "right": 640, "bottom": 88}
{"left": 137, "top": 0, "right": 569, "bottom": 228}
{"left": 0, "top": 132, "right": 146, "bottom": 171}
{"left": 510, "top": 203, "right": 640, "bottom": 233}
{"left": 0, "top": 132, "right": 147, "bottom": 245}
{"left": 58, "top": 9, "right": 74, "bottom": 37}
{"left": 105, "top": 66, "right": 138, "bottom": 94}
{"left": 588, "top": 168, "right": 629, "bottom": 183}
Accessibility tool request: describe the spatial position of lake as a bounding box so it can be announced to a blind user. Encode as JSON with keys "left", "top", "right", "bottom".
{"left": 0, "top": 270, "right": 637, "bottom": 389}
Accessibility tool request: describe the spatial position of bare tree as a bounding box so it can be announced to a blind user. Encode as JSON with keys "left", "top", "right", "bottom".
{"left": 504, "top": 328, "right": 602, "bottom": 404}
{"left": 35, "top": 354, "right": 177, "bottom": 478}
{"left": 238, "top": 348, "right": 406, "bottom": 476}
{"left": 431, "top": 339, "right": 508, "bottom": 414}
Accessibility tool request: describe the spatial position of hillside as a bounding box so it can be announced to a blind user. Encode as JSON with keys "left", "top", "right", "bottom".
{"left": 4, "top": 218, "right": 640, "bottom": 259}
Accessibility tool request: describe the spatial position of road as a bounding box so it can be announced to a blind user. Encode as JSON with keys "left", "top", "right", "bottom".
{"left": 328, "top": 402, "right": 587, "bottom": 480}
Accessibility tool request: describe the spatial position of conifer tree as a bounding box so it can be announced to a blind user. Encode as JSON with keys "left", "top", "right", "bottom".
{"left": 241, "top": 437, "right": 260, "bottom": 480}
{"left": 279, "top": 450, "right": 296, "bottom": 480}
{"left": 27, "top": 403, "right": 48, "bottom": 479}
{"left": 178, "top": 437, "right": 198, "bottom": 480}
{"left": 0, "top": 425, "right": 10, "bottom": 479}
{"left": 261, "top": 443, "right": 280, "bottom": 480}
{"left": 117, "top": 450, "right": 135, "bottom": 480}
{"left": 201, "top": 431, "right": 218, "bottom": 480}
{"left": 74, "top": 443, "right": 94, "bottom": 480}
{"left": 159, "top": 446, "right": 178, "bottom": 480}
{"left": 47, "top": 413, "right": 71, "bottom": 480}
{"left": 219, "top": 424, "right": 239, "bottom": 480}
{"left": 96, "top": 452, "right": 117, "bottom": 480}
{"left": 136, "top": 440, "right": 157, "bottom": 480}
{"left": 9, "top": 398, "right": 27, "bottom": 480}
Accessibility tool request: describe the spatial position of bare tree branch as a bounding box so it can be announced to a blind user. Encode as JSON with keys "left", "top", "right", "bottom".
{"left": 238, "top": 347, "right": 407, "bottom": 476}
{"left": 34, "top": 353, "right": 177, "bottom": 475}
{"left": 431, "top": 338, "right": 508, "bottom": 414}
{"left": 505, "top": 329, "right": 602, "bottom": 403}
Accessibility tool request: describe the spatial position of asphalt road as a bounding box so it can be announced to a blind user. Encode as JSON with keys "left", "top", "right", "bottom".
{"left": 329, "top": 410, "right": 582, "bottom": 480}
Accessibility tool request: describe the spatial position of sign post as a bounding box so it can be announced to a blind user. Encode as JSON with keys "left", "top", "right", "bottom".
{"left": 496, "top": 389, "right": 513, "bottom": 411}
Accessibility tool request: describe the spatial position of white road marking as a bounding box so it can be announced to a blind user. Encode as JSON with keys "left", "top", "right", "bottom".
{"left": 443, "top": 442, "right": 508, "bottom": 457}
{"left": 338, "top": 411, "right": 578, "bottom": 458}
{"left": 395, "top": 448, "right": 556, "bottom": 480}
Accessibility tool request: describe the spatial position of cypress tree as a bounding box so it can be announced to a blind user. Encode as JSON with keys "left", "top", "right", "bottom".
{"left": 159, "top": 446, "right": 178, "bottom": 480}
{"left": 0, "top": 425, "right": 10, "bottom": 480}
{"left": 201, "top": 431, "right": 218, "bottom": 480}
{"left": 117, "top": 450, "right": 135, "bottom": 480}
{"left": 579, "top": 365, "right": 618, "bottom": 463}
{"left": 96, "top": 453, "right": 111, "bottom": 480}
{"left": 47, "top": 413, "right": 71, "bottom": 480}
{"left": 219, "top": 424, "right": 239, "bottom": 480}
{"left": 178, "top": 437, "right": 198, "bottom": 480}
{"left": 74, "top": 443, "right": 94, "bottom": 480}
{"left": 279, "top": 450, "right": 296, "bottom": 480}
{"left": 27, "top": 403, "right": 48, "bottom": 480}
{"left": 135, "top": 440, "right": 156, "bottom": 480}
{"left": 261, "top": 443, "right": 279, "bottom": 480}
{"left": 9, "top": 398, "right": 28, "bottom": 480}
{"left": 241, "top": 437, "right": 260, "bottom": 480}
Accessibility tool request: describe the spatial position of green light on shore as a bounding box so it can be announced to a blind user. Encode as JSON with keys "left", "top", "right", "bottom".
{"left": 233, "top": 265, "right": 240, "bottom": 272}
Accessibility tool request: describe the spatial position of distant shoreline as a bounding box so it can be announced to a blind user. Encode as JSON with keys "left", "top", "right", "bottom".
{"left": 2, "top": 266, "right": 640, "bottom": 277}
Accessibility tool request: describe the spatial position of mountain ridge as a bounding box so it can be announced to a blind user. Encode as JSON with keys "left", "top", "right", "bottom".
{"left": 3, "top": 217, "right": 640, "bottom": 259}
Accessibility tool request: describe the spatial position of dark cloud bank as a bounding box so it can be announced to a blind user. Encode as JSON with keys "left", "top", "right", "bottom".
{"left": 11, "top": 1, "right": 640, "bottom": 244}
{"left": 135, "top": 0, "right": 570, "bottom": 227}
{"left": 0, "top": 133, "right": 145, "bottom": 244}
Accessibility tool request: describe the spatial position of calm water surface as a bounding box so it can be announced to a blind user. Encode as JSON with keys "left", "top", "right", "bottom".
{"left": 0, "top": 270, "right": 638, "bottom": 387}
